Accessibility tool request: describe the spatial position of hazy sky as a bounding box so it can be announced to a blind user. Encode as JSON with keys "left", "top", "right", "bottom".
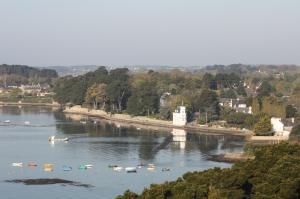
{"left": 0, "top": 0, "right": 299, "bottom": 66}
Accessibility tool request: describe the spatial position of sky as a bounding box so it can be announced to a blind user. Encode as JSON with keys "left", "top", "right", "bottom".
{"left": 0, "top": 0, "right": 299, "bottom": 67}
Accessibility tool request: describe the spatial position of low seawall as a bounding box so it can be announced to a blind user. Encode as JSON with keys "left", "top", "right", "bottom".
{"left": 64, "top": 106, "right": 251, "bottom": 137}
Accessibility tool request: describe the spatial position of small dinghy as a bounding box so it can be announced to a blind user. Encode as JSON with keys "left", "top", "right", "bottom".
{"left": 137, "top": 163, "right": 145, "bottom": 169}
{"left": 43, "top": 163, "right": 54, "bottom": 172}
{"left": 162, "top": 168, "right": 171, "bottom": 172}
{"left": 125, "top": 167, "right": 137, "bottom": 173}
{"left": 84, "top": 164, "right": 93, "bottom": 169}
{"left": 12, "top": 163, "right": 23, "bottom": 167}
{"left": 113, "top": 166, "right": 123, "bottom": 171}
{"left": 28, "top": 162, "right": 38, "bottom": 167}
{"left": 147, "top": 163, "right": 156, "bottom": 171}
{"left": 63, "top": 165, "right": 72, "bottom": 171}
{"left": 79, "top": 165, "right": 87, "bottom": 170}
{"left": 48, "top": 136, "right": 69, "bottom": 142}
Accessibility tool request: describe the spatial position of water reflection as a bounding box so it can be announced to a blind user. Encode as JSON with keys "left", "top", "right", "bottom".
{"left": 171, "top": 129, "right": 186, "bottom": 150}
{"left": 0, "top": 105, "right": 57, "bottom": 116}
{"left": 54, "top": 113, "right": 245, "bottom": 162}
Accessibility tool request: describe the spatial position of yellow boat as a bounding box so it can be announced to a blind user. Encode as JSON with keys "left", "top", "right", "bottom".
{"left": 43, "top": 163, "right": 54, "bottom": 172}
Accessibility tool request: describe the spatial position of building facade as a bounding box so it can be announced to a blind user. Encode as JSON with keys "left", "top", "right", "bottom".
{"left": 172, "top": 106, "right": 187, "bottom": 126}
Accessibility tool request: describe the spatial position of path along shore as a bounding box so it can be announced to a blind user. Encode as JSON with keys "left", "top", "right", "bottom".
{"left": 64, "top": 105, "right": 253, "bottom": 138}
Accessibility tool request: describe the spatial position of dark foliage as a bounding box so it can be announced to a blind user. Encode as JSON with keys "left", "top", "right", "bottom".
{"left": 0, "top": 64, "right": 58, "bottom": 85}
{"left": 117, "top": 143, "right": 300, "bottom": 199}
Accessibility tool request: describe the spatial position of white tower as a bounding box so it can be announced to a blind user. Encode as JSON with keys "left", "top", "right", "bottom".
{"left": 172, "top": 106, "right": 187, "bottom": 126}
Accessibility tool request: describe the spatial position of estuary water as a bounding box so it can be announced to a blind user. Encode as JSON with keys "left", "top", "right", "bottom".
{"left": 0, "top": 106, "right": 245, "bottom": 199}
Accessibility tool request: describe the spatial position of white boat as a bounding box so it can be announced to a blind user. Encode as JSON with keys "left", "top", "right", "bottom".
{"left": 147, "top": 163, "right": 156, "bottom": 171}
{"left": 48, "top": 136, "right": 69, "bottom": 142}
{"left": 147, "top": 167, "right": 156, "bottom": 171}
{"left": 24, "top": 121, "right": 30, "bottom": 125}
{"left": 113, "top": 166, "right": 123, "bottom": 171}
{"left": 125, "top": 167, "right": 137, "bottom": 173}
{"left": 84, "top": 164, "right": 93, "bottom": 169}
{"left": 12, "top": 163, "right": 23, "bottom": 167}
{"left": 4, "top": 120, "right": 10, "bottom": 123}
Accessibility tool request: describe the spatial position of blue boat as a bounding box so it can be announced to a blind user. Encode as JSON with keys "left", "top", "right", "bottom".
{"left": 63, "top": 165, "right": 72, "bottom": 171}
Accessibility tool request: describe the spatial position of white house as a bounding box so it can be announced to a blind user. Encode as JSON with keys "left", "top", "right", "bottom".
{"left": 271, "top": 117, "right": 295, "bottom": 138}
{"left": 172, "top": 106, "right": 187, "bottom": 126}
{"left": 219, "top": 98, "right": 252, "bottom": 114}
{"left": 20, "top": 83, "right": 42, "bottom": 94}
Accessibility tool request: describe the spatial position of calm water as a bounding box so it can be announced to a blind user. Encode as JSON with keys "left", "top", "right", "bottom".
{"left": 0, "top": 106, "right": 245, "bottom": 199}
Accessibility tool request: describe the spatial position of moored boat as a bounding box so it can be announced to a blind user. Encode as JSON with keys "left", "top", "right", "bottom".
{"left": 147, "top": 163, "right": 156, "bottom": 171}
{"left": 84, "top": 164, "right": 93, "bottom": 169}
{"left": 113, "top": 166, "right": 123, "bottom": 171}
{"left": 12, "top": 162, "right": 23, "bottom": 167}
{"left": 162, "top": 168, "right": 171, "bottom": 172}
{"left": 63, "top": 165, "right": 72, "bottom": 171}
{"left": 125, "top": 167, "right": 137, "bottom": 173}
{"left": 43, "top": 163, "right": 54, "bottom": 172}
{"left": 79, "top": 165, "right": 87, "bottom": 170}
{"left": 28, "top": 162, "right": 38, "bottom": 167}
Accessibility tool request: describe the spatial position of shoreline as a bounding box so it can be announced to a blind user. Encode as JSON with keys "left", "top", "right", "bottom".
{"left": 207, "top": 152, "right": 254, "bottom": 163}
{"left": 64, "top": 106, "right": 253, "bottom": 138}
{"left": 0, "top": 102, "right": 61, "bottom": 107}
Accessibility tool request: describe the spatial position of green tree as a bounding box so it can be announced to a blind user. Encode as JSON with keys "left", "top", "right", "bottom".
{"left": 289, "top": 124, "right": 300, "bottom": 142}
{"left": 220, "top": 89, "right": 237, "bottom": 99}
{"left": 252, "top": 97, "right": 261, "bottom": 114}
{"left": 286, "top": 105, "right": 297, "bottom": 118}
{"left": 257, "top": 81, "right": 273, "bottom": 97}
{"left": 254, "top": 115, "right": 272, "bottom": 135}
{"left": 106, "top": 68, "right": 130, "bottom": 112}
{"left": 127, "top": 80, "right": 159, "bottom": 116}
{"left": 261, "top": 96, "right": 286, "bottom": 117}
{"left": 85, "top": 83, "right": 107, "bottom": 109}
{"left": 202, "top": 73, "right": 217, "bottom": 90}
{"left": 194, "top": 89, "right": 219, "bottom": 121}
{"left": 236, "top": 85, "right": 247, "bottom": 96}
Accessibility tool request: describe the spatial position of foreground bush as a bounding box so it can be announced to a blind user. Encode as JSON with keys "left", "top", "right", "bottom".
{"left": 116, "top": 142, "right": 300, "bottom": 199}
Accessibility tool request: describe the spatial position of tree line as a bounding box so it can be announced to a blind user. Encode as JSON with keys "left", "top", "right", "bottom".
{"left": 53, "top": 67, "right": 246, "bottom": 120}
{"left": 0, "top": 64, "right": 58, "bottom": 86}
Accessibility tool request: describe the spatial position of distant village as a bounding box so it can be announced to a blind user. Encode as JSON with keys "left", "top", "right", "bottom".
{"left": 0, "top": 83, "right": 53, "bottom": 97}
